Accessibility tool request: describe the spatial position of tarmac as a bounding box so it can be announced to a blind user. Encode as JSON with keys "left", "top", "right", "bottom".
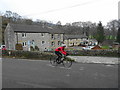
{"left": 68, "top": 56, "right": 119, "bottom": 65}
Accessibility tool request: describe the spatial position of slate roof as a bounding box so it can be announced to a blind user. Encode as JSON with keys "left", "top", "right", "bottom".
{"left": 89, "top": 39, "right": 98, "bottom": 42}
{"left": 64, "top": 35, "right": 88, "bottom": 39}
{"left": 9, "top": 23, "right": 64, "bottom": 34}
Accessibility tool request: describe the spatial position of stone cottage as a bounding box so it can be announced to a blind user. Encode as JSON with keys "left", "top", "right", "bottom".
{"left": 4, "top": 23, "right": 64, "bottom": 51}
{"left": 64, "top": 35, "right": 98, "bottom": 47}
{"left": 64, "top": 35, "right": 88, "bottom": 47}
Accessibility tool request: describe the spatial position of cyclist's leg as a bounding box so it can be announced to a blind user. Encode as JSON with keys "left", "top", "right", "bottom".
{"left": 55, "top": 51, "right": 62, "bottom": 62}
{"left": 58, "top": 52, "right": 62, "bottom": 61}
{"left": 55, "top": 51, "right": 60, "bottom": 61}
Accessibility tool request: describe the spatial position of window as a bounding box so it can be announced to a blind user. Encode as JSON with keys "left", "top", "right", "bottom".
{"left": 22, "top": 42, "right": 27, "bottom": 47}
{"left": 31, "top": 40, "right": 34, "bottom": 44}
{"left": 22, "top": 33, "right": 24, "bottom": 37}
{"left": 41, "top": 33, "right": 44, "bottom": 37}
{"left": 41, "top": 41, "right": 45, "bottom": 45}
{"left": 58, "top": 41, "right": 61, "bottom": 46}
{"left": 58, "top": 34, "right": 61, "bottom": 39}
{"left": 51, "top": 42, "right": 55, "bottom": 46}
{"left": 51, "top": 34, "right": 54, "bottom": 39}
{"left": 22, "top": 33, "right": 26, "bottom": 37}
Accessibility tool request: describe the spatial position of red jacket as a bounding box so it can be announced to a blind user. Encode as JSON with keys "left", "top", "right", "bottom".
{"left": 55, "top": 47, "right": 67, "bottom": 55}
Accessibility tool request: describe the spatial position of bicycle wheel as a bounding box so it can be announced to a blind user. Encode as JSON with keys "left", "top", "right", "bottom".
{"left": 63, "top": 59, "right": 72, "bottom": 68}
{"left": 50, "top": 56, "right": 58, "bottom": 66}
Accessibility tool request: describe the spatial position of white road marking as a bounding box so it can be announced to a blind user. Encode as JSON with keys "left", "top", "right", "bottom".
{"left": 17, "top": 81, "right": 56, "bottom": 88}
{"left": 105, "top": 65, "right": 114, "bottom": 67}
{"left": 66, "top": 74, "right": 70, "bottom": 77}
{"left": 47, "top": 64, "right": 56, "bottom": 67}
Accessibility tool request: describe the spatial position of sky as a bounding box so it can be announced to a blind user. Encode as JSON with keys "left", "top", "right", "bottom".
{"left": 0, "top": 0, "right": 119, "bottom": 25}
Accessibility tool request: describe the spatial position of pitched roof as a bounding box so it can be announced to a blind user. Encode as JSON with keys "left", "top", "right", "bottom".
{"left": 64, "top": 34, "right": 88, "bottom": 39}
{"left": 8, "top": 23, "right": 64, "bottom": 34}
{"left": 89, "top": 39, "right": 98, "bottom": 42}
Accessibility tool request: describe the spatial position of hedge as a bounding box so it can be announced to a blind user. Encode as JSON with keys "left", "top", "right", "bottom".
{"left": 67, "top": 49, "right": 120, "bottom": 57}
{"left": 2, "top": 50, "right": 74, "bottom": 61}
{"left": 2, "top": 50, "right": 54, "bottom": 60}
{"left": 2, "top": 49, "right": 119, "bottom": 60}
{"left": 45, "top": 49, "right": 119, "bottom": 57}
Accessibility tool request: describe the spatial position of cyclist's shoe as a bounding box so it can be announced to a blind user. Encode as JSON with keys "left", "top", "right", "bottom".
{"left": 60, "top": 60, "right": 63, "bottom": 63}
{"left": 57, "top": 61, "right": 61, "bottom": 64}
{"left": 61, "top": 58, "right": 64, "bottom": 61}
{"left": 56, "top": 59, "right": 60, "bottom": 64}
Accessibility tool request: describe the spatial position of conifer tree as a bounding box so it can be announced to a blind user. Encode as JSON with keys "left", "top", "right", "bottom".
{"left": 117, "top": 27, "right": 120, "bottom": 43}
{"left": 94, "top": 21, "right": 105, "bottom": 44}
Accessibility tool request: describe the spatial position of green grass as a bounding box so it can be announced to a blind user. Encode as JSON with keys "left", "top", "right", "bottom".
{"left": 101, "top": 46, "right": 110, "bottom": 49}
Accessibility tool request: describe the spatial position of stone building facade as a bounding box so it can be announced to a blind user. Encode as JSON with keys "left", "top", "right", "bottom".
{"left": 64, "top": 35, "right": 98, "bottom": 47}
{"left": 64, "top": 35, "right": 88, "bottom": 47}
{"left": 4, "top": 23, "right": 64, "bottom": 51}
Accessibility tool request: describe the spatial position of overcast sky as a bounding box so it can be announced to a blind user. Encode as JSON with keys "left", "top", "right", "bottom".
{"left": 0, "top": 0, "right": 119, "bottom": 25}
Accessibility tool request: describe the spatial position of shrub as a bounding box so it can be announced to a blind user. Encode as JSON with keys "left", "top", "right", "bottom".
{"left": 2, "top": 50, "right": 55, "bottom": 60}
{"left": 30, "top": 46, "right": 34, "bottom": 51}
{"left": 15, "top": 43, "right": 23, "bottom": 50}
{"left": 66, "top": 50, "right": 119, "bottom": 57}
{"left": 35, "top": 46, "right": 39, "bottom": 51}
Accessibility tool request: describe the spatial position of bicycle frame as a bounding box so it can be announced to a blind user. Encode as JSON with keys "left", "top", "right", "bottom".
{"left": 50, "top": 55, "right": 72, "bottom": 68}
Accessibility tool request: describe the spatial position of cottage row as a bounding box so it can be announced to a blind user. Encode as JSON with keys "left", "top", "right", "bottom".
{"left": 4, "top": 23, "right": 98, "bottom": 51}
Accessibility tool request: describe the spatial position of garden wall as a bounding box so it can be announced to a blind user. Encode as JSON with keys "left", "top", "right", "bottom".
{"left": 46, "top": 49, "right": 119, "bottom": 57}
{"left": 67, "top": 49, "right": 119, "bottom": 57}
{"left": 2, "top": 50, "right": 54, "bottom": 60}
{"left": 2, "top": 49, "right": 119, "bottom": 60}
{"left": 2, "top": 50, "right": 74, "bottom": 61}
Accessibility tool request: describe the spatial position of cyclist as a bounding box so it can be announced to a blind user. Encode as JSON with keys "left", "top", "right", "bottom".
{"left": 55, "top": 44, "right": 68, "bottom": 62}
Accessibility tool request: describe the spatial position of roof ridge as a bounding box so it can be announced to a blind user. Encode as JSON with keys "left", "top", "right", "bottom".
{"left": 8, "top": 23, "right": 64, "bottom": 34}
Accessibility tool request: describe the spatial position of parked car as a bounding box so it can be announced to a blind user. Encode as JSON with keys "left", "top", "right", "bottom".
{"left": 82, "top": 46, "right": 94, "bottom": 50}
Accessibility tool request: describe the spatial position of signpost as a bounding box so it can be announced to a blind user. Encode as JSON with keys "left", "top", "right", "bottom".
{"left": 28, "top": 40, "right": 31, "bottom": 51}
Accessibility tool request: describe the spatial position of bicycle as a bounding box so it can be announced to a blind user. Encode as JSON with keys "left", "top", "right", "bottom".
{"left": 50, "top": 55, "right": 73, "bottom": 68}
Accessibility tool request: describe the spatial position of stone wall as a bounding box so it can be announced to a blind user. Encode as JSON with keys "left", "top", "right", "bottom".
{"left": 67, "top": 49, "right": 119, "bottom": 57}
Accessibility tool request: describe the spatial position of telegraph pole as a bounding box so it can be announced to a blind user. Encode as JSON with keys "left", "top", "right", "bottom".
{"left": 118, "top": 1, "right": 120, "bottom": 20}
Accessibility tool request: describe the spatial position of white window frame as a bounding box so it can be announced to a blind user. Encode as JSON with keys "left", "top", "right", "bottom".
{"left": 22, "top": 42, "right": 27, "bottom": 47}
{"left": 41, "top": 41, "right": 45, "bottom": 45}
{"left": 41, "top": 33, "right": 45, "bottom": 37}
{"left": 58, "top": 41, "right": 61, "bottom": 46}
{"left": 22, "top": 33, "right": 26, "bottom": 38}
{"left": 51, "top": 42, "right": 55, "bottom": 46}
{"left": 51, "top": 34, "right": 55, "bottom": 39}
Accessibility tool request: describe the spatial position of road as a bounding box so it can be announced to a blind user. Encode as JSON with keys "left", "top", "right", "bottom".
{"left": 2, "top": 57, "right": 118, "bottom": 88}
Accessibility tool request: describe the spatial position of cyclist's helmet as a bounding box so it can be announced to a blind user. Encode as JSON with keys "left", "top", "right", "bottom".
{"left": 61, "top": 44, "right": 66, "bottom": 47}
